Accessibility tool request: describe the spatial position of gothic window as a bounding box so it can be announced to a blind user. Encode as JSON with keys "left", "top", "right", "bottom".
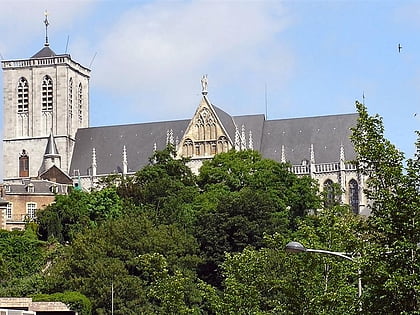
{"left": 69, "top": 78, "right": 73, "bottom": 118}
{"left": 42, "top": 76, "right": 53, "bottom": 111}
{"left": 6, "top": 203, "right": 12, "bottom": 220}
{"left": 19, "top": 150, "right": 29, "bottom": 177}
{"left": 349, "top": 179, "right": 360, "bottom": 214}
{"left": 26, "top": 202, "right": 37, "bottom": 219}
{"left": 17, "top": 77, "right": 29, "bottom": 113}
{"left": 78, "top": 83, "right": 83, "bottom": 124}
{"left": 210, "top": 142, "right": 217, "bottom": 155}
{"left": 323, "top": 179, "right": 335, "bottom": 208}
{"left": 217, "top": 136, "right": 229, "bottom": 153}
{"left": 183, "top": 139, "right": 193, "bottom": 157}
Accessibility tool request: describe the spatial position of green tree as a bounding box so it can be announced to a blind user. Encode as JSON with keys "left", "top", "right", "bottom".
{"left": 220, "top": 206, "right": 367, "bottom": 315}
{"left": 194, "top": 149, "right": 321, "bottom": 287}
{"left": 351, "top": 101, "right": 419, "bottom": 313}
{"left": 116, "top": 145, "right": 199, "bottom": 228}
{"left": 37, "top": 187, "right": 123, "bottom": 243}
{"left": 46, "top": 214, "right": 207, "bottom": 313}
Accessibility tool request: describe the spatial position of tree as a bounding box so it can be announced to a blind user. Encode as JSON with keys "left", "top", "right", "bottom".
{"left": 220, "top": 205, "right": 367, "bottom": 315}
{"left": 116, "top": 145, "right": 199, "bottom": 228}
{"left": 194, "top": 150, "right": 321, "bottom": 287}
{"left": 351, "top": 101, "right": 419, "bottom": 313}
{"left": 37, "top": 187, "right": 123, "bottom": 243}
{"left": 46, "top": 214, "right": 207, "bottom": 313}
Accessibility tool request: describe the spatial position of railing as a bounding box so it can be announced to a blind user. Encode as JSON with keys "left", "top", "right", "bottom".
{"left": 345, "top": 162, "right": 357, "bottom": 170}
{"left": 315, "top": 162, "right": 340, "bottom": 173}
{"left": 2, "top": 56, "right": 90, "bottom": 74}
{"left": 291, "top": 165, "right": 310, "bottom": 175}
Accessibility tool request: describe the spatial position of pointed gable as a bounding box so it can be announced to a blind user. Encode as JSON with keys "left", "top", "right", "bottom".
{"left": 177, "top": 95, "right": 235, "bottom": 159}
{"left": 39, "top": 165, "right": 73, "bottom": 184}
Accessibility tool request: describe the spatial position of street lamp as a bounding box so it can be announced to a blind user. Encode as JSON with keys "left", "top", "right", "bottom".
{"left": 285, "top": 241, "right": 362, "bottom": 300}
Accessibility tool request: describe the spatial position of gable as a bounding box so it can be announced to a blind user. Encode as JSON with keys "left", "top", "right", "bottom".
{"left": 39, "top": 165, "right": 73, "bottom": 184}
{"left": 177, "top": 96, "right": 235, "bottom": 158}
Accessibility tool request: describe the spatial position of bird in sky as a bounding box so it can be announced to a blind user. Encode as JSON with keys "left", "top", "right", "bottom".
{"left": 398, "top": 43, "right": 402, "bottom": 53}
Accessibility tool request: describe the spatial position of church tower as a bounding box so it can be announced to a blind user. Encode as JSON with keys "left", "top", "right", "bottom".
{"left": 2, "top": 13, "right": 90, "bottom": 182}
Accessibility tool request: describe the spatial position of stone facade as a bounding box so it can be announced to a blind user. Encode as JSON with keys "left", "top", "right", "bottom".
{"left": 2, "top": 48, "right": 90, "bottom": 181}
{"left": 1, "top": 31, "right": 369, "bottom": 231}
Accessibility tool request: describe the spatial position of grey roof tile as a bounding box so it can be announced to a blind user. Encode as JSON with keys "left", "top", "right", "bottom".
{"left": 31, "top": 46, "right": 56, "bottom": 58}
{"left": 261, "top": 113, "right": 358, "bottom": 164}
{"left": 70, "top": 120, "right": 190, "bottom": 176}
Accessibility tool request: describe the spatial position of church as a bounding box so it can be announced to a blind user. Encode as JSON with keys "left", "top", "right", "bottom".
{"left": 0, "top": 19, "right": 368, "bottom": 230}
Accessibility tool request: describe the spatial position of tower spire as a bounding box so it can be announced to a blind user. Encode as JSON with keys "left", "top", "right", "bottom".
{"left": 44, "top": 10, "right": 50, "bottom": 47}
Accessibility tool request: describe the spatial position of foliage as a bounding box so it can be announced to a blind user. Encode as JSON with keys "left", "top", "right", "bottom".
{"left": 32, "top": 291, "right": 92, "bottom": 315}
{"left": 351, "top": 101, "right": 420, "bottom": 313}
{"left": 198, "top": 149, "right": 321, "bottom": 223}
{"left": 116, "top": 144, "right": 199, "bottom": 227}
{"left": 221, "top": 206, "right": 366, "bottom": 314}
{"left": 0, "top": 228, "right": 45, "bottom": 279}
{"left": 45, "top": 214, "right": 206, "bottom": 313}
{"left": 194, "top": 149, "right": 320, "bottom": 287}
{"left": 37, "top": 187, "right": 123, "bottom": 243}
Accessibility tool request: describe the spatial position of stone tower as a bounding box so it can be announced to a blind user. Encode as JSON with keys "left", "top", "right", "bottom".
{"left": 2, "top": 14, "right": 90, "bottom": 182}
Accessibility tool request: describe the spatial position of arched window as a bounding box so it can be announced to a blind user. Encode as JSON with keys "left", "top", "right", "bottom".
{"left": 17, "top": 77, "right": 29, "bottom": 113}
{"left": 183, "top": 139, "right": 193, "bottom": 157}
{"left": 217, "top": 136, "right": 229, "bottom": 153}
{"left": 19, "top": 150, "right": 29, "bottom": 177}
{"left": 78, "top": 83, "right": 83, "bottom": 124}
{"left": 42, "top": 76, "right": 53, "bottom": 111}
{"left": 349, "top": 179, "right": 359, "bottom": 214}
{"left": 323, "top": 179, "right": 335, "bottom": 208}
{"left": 68, "top": 78, "right": 73, "bottom": 118}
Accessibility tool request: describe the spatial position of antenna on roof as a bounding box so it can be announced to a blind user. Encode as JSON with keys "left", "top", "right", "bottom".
{"left": 89, "top": 52, "right": 97, "bottom": 68}
{"left": 265, "top": 83, "right": 268, "bottom": 119}
{"left": 44, "top": 10, "right": 50, "bottom": 47}
{"left": 65, "top": 35, "right": 70, "bottom": 54}
{"left": 0, "top": 52, "right": 4, "bottom": 60}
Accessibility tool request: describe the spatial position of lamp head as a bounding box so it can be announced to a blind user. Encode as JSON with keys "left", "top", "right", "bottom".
{"left": 285, "top": 241, "right": 307, "bottom": 253}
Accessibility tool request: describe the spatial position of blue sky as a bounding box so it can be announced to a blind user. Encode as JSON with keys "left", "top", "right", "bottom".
{"left": 1, "top": 0, "right": 419, "bottom": 169}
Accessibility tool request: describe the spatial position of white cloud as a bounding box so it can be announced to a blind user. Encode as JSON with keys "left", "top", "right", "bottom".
{"left": 91, "top": 1, "right": 294, "bottom": 119}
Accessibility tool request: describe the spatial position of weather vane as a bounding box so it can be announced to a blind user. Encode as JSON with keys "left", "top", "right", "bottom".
{"left": 44, "top": 10, "right": 50, "bottom": 46}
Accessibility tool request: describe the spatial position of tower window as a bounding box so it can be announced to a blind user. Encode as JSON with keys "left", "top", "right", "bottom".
{"left": 42, "top": 76, "right": 53, "bottom": 111}
{"left": 78, "top": 83, "right": 83, "bottom": 124}
{"left": 69, "top": 78, "right": 73, "bottom": 118}
{"left": 17, "top": 77, "right": 29, "bottom": 113}
{"left": 19, "top": 150, "right": 29, "bottom": 177}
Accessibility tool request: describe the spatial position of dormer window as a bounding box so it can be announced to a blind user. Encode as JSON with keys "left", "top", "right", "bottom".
{"left": 26, "top": 183, "right": 34, "bottom": 193}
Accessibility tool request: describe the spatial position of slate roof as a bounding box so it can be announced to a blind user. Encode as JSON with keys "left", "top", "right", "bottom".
{"left": 4, "top": 179, "right": 66, "bottom": 195}
{"left": 31, "top": 46, "right": 57, "bottom": 58}
{"left": 44, "top": 133, "right": 59, "bottom": 155}
{"left": 70, "top": 109, "right": 358, "bottom": 177}
{"left": 70, "top": 120, "right": 190, "bottom": 176}
{"left": 261, "top": 113, "right": 358, "bottom": 164}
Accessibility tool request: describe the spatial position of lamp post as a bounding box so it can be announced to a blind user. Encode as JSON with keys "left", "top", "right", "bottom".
{"left": 285, "top": 241, "right": 362, "bottom": 300}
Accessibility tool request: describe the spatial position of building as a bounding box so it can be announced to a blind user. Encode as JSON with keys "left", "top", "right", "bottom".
{"left": 1, "top": 19, "right": 368, "bottom": 230}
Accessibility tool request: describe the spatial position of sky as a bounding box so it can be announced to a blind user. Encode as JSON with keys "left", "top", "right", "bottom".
{"left": 1, "top": 0, "right": 419, "bottom": 176}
